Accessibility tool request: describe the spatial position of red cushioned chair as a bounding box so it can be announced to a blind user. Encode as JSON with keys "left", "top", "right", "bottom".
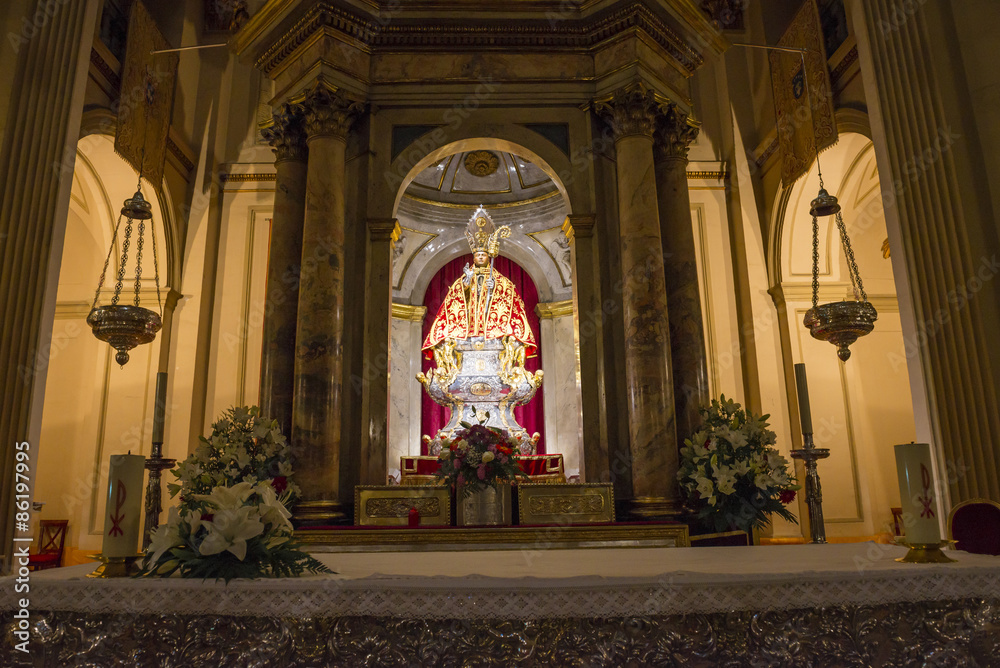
{"left": 27, "top": 519, "right": 68, "bottom": 571}
{"left": 948, "top": 499, "right": 1000, "bottom": 556}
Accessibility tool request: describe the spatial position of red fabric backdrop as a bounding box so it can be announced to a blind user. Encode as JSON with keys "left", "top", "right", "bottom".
{"left": 420, "top": 255, "right": 545, "bottom": 453}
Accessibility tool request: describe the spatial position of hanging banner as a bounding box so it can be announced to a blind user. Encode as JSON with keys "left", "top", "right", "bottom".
{"left": 769, "top": 0, "right": 838, "bottom": 185}
{"left": 114, "top": 0, "right": 178, "bottom": 188}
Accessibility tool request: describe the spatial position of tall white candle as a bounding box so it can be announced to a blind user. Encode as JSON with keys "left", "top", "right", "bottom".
{"left": 102, "top": 454, "right": 146, "bottom": 557}
{"left": 794, "top": 363, "right": 813, "bottom": 434}
{"left": 894, "top": 442, "right": 941, "bottom": 545}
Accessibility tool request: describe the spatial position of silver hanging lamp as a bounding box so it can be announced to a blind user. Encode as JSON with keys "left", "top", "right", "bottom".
{"left": 87, "top": 167, "right": 163, "bottom": 367}
{"left": 803, "top": 169, "right": 877, "bottom": 361}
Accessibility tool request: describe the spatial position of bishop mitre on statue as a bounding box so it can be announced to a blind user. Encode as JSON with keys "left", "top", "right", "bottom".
{"left": 421, "top": 214, "right": 536, "bottom": 356}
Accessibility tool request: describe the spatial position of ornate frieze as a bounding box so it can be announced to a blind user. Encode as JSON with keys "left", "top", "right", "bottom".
{"left": 654, "top": 106, "right": 701, "bottom": 163}
{"left": 594, "top": 84, "right": 666, "bottom": 140}
{"left": 260, "top": 102, "right": 307, "bottom": 162}
{"left": 700, "top": 0, "right": 744, "bottom": 30}
{"left": 244, "top": 2, "right": 705, "bottom": 78}
{"left": 303, "top": 85, "right": 364, "bottom": 141}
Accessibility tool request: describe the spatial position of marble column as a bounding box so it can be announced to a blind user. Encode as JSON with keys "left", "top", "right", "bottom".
{"left": 291, "top": 85, "right": 363, "bottom": 523}
{"left": 596, "top": 85, "right": 678, "bottom": 519}
{"left": 388, "top": 304, "right": 426, "bottom": 480}
{"left": 563, "top": 215, "right": 609, "bottom": 483}
{"left": 259, "top": 104, "right": 307, "bottom": 439}
{"left": 537, "top": 300, "right": 583, "bottom": 478}
{"left": 0, "top": 0, "right": 100, "bottom": 571}
{"left": 654, "top": 107, "right": 710, "bottom": 445}
{"left": 360, "top": 218, "right": 399, "bottom": 486}
{"left": 853, "top": 0, "right": 1000, "bottom": 502}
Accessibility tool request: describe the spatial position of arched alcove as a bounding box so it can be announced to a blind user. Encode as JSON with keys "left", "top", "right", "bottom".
{"left": 386, "top": 140, "right": 583, "bottom": 483}
{"left": 771, "top": 132, "right": 920, "bottom": 539}
{"left": 32, "top": 133, "right": 171, "bottom": 566}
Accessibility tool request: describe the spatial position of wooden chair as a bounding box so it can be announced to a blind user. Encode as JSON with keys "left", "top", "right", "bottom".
{"left": 28, "top": 519, "right": 68, "bottom": 571}
{"left": 948, "top": 499, "right": 1000, "bottom": 556}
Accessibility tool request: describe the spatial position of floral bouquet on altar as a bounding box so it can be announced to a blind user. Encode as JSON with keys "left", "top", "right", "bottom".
{"left": 677, "top": 395, "right": 800, "bottom": 534}
{"left": 141, "top": 405, "right": 329, "bottom": 581}
{"left": 435, "top": 413, "right": 529, "bottom": 497}
{"left": 167, "top": 405, "right": 300, "bottom": 512}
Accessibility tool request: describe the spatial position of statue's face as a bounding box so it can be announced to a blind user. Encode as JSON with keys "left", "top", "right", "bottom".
{"left": 473, "top": 250, "right": 488, "bottom": 267}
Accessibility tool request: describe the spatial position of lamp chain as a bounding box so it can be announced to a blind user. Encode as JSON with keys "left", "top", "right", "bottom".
{"left": 151, "top": 209, "right": 163, "bottom": 315}
{"left": 134, "top": 220, "right": 145, "bottom": 307}
{"left": 111, "top": 218, "right": 134, "bottom": 307}
{"left": 91, "top": 213, "right": 125, "bottom": 311}
{"left": 811, "top": 214, "right": 820, "bottom": 309}
{"left": 835, "top": 212, "right": 868, "bottom": 302}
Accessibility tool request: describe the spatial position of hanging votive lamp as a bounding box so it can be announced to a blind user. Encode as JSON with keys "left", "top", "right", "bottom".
{"left": 803, "top": 184, "right": 877, "bottom": 361}
{"left": 87, "top": 184, "right": 163, "bottom": 366}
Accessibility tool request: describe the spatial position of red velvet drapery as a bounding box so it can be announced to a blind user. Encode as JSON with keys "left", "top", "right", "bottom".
{"left": 420, "top": 255, "right": 545, "bottom": 453}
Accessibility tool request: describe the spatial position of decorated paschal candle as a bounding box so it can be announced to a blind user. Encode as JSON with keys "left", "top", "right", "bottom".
{"left": 102, "top": 453, "right": 146, "bottom": 557}
{"left": 893, "top": 442, "right": 941, "bottom": 545}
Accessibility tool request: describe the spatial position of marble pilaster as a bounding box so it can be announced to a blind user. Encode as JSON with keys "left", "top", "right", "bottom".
{"left": 563, "top": 215, "right": 609, "bottom": 483}
{"left": 259, "top": 104, "right": 308, "bottom": 439}
{"left": 0, "top": 0, "right": 100, "bottom": 569}
{"left": 291, "top": 85, "right": 363, "bottom": 523}
{"left": 537, "top": 301, "right": 583, "bottom": 478}
{"left": 654, "top": 107, "right": 709, "bottom": 445}
{"left": 360, "top": 218, "right": 399, "bottom": 486}
{"left": 596, "top": 85, "right": 679, "bottom": 519}
{"left": 388, "top": 304, "right": 426, "bottom": 481}
{"left": 853, "top": 0, "right": 1000, "bottom": 501}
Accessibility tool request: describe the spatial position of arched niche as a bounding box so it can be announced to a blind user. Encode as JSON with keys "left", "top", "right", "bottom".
{"left": 769, "top": 131, "right": 921, "bottom": 540}
{"left": 32, "top": 132, "right": 171, "bottom": 567}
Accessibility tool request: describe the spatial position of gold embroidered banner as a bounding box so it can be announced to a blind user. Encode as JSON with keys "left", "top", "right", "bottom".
{"left": 114, "top": 1, "right": 178, "bottom": 188}
{"left": 769, "top": 0, "right": 837, "bottom": 185}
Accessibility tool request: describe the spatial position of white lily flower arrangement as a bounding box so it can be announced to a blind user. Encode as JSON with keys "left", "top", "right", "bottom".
{"left": 142, "top": 405, "right": 329, "bottom": 581}
{"left": 168, "top": 405, "right": 300, "bottom": 514}
{"left": 141, "top": 481, "right": 329, "bottom": 581}
{"left": 678, "top": 395, "right": 801, "bottom": 533}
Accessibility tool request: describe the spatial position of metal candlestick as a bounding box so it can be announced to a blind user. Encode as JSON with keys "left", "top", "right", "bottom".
{"left": 142, "top": 438, "right": 175, "bottom": 550}
{"left": 791, "top": 432, "right": 830, "bottom": 544}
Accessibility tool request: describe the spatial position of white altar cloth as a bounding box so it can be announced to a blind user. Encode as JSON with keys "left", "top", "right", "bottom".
{"left": 4, "top": 543, "right": 999, "bottom": 620}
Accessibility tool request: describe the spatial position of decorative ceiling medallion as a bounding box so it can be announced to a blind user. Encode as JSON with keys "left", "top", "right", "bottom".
{"left": 464, "top": 151, "right": 500, "bottom": 177}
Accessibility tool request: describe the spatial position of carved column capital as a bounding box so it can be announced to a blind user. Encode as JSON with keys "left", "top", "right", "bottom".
{"left": 654, "top": 106, "right": 700, "bottom": 163}
{"left": 594, "top": 84, "right": 665, "bottom": 140}
{"left": 261, "top": 103, "right": 307, "bottom": 163}
{"left": 303, "top": 85, "right": 364, "bottom": 141}
{"left": 562, "top": 214, "right": 596, "bottom": 241}
{"left": 367, "top": 217, "right": 400, "bottom": 243}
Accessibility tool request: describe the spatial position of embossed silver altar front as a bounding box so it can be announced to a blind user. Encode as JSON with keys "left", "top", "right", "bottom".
{"left": 457, "top": 483, "right": 512, "bottom": 526}
{"left": 417, "top": 336, "right": 543, "bottom": 451}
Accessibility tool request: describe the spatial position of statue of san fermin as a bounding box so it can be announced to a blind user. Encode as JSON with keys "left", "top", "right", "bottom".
{"left": 417, "top": 207, "right": 543, "bottom": 453}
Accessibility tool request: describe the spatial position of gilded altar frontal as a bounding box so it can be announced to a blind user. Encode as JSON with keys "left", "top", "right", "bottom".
{"left": 3, "top": 0, "right": 1000, "bottom": 663}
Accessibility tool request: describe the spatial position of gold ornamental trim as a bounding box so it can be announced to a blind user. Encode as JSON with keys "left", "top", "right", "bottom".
{"left": 221, "top": 173, "right": 278, "bottom": 183}
{"left": 392, "top": 303, "right": 427, "bottom": 321}
{"left": 687, "top": 170, "right": 727, "bottom": 180}
{"left": 354, "top": 485, "right": 451, "bottom": 526}
{"left": 536, "top": 300, "right": 574, "bottom": 319}
{"left": 517, "top": 483, "right": 615, "bottom": 525}
{"left": 401, "top": 189, "right": 561, "bottom": 210}
{"left": 463, "top": 150, "right": 501, "bottom": 177}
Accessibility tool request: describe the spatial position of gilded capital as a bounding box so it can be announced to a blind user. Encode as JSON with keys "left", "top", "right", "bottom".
{"left": 594, "top": 84, "right": 664, "bottom": 140}
{"left": 303, "top": 85, "right": 364, "bottom": 141}
{"left": 260, "top": 103, "right": 307, "bottom": 163}
{"left": 654, "top": 106, "right": 700, "bottom": 163}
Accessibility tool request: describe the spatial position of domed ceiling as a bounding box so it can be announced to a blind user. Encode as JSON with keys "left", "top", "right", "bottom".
{"left": 393, "top": 149, "right": 572, "bottom": 303}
